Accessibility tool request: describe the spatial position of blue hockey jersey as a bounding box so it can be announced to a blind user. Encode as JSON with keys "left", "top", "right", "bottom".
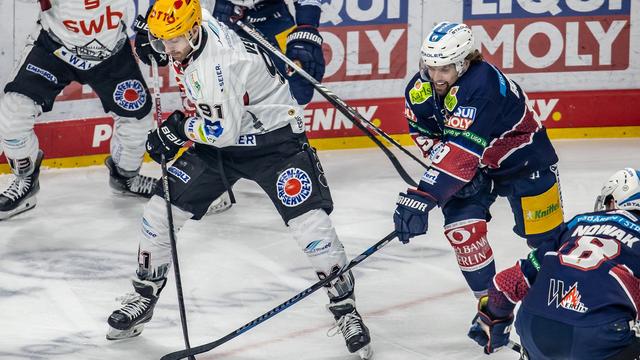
{"left": 404, "top": 61, "right": 558, "bottom": 204}
{"left": 519, "top": 210, "right": 640, "bottom": 326}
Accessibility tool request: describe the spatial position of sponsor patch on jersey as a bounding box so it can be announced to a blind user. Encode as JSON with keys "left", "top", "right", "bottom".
{"left": 113, "top": 79, "right": 147, "bottom": 111}
{"left": 53, "top": 47, "right": 101, "bottom": 71}
{"left": 303, "top": 240, "right": 332, "bottom": 256}
{"left": 276, "top": 168, "right": 312, "bottom": 207}
{"left": 168, "top": 166, "right": 191, "bottom": 183}
{"left": 547, "top": 279, "right": 588, "bottom": 313}
{"left": 409, "top": 79, "right": 433, "bottom": 105}
{"left": 235, "top": 134, "right": 256, "bottom": 146}
{"left": 421, "top": 168, "right": 440, "bottom": 185}
{"left": 186, "top": 71, "right": 202, "bottom": 99}
{"left": 522, "top": 183, "right": 564, "bottom": 235}
{"left": 444, "top": 86, "right": 459, "bottom": 112}
{"left": 203, "top": 119, "right": 224, "bottom": 142}
{"left": 215, "top": 64, "right": 224, "bottom": 92}
{"left": 445, "top": 115, "right": 474, "bottom": 130}
{"left": 26, "top": 63, "right": 58, "bottom": 83}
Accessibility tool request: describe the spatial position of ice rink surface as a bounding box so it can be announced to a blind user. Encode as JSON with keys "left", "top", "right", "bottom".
{"left": 1, "top": 139, "right": 639, "bottom": 360}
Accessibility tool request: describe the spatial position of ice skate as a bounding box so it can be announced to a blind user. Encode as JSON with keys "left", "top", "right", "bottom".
{"left": 105, "top": 156, "right": 157, "bottom": 198}
{"left": 106, "top": 278, "right": 164, "bottom": 340}
{"left": 205, "top": 191, "right": 232, "bottom": 215}
{"left": 0, "top": 150, "right": 43, "bottom": 220}
{"left": 328, "top": 297, "right": 374, "bottom": 360}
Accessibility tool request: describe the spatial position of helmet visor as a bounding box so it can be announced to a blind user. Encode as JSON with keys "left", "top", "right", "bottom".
{"left": 149, "top": 32, "right": 167, "bottom": 54}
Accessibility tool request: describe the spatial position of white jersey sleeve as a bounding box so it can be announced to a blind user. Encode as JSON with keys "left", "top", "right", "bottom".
{"left": 39, "top": 0, "right": 133, "bottom": 59}
{"left": 180, "top": 14, "right": 305, "bottom": 148}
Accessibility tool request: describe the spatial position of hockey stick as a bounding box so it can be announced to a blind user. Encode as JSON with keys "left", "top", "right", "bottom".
{"left": 149, "top": 56, "right": 196, "bottom": 360}
{"left": 509, "top": 340, "right": 522, "bottom": 354}
{"left": 160, "top": 230, "right": 397, "bottom": 360}
{"left": 235, "top": 20, "right": 424, "bottom": 187}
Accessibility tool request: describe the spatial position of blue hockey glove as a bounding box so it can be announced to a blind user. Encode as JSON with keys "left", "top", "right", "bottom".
{"left": 133, "top": 15, "right": 169, "bottom": 66}
{"left": 468, "top": 296, "right": 514, "bottom": 354}
{"left": 393, "top": 189, "right": 436, "bottom": 244}
{"left": 146, "top": 111, "right": 188, "bottom": 164}
{"left": 285, "top": 25, "right": 325, "bottom": 105}
{"left": 212, "top": 0, "right": 246, "bottom": 30}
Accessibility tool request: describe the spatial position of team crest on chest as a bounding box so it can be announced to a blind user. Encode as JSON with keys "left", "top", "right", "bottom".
{"left": 276, "top": 168, "right": 313, "bottom": 207}
{"left": 113, "top": 79, "right": 146, "bottom": 111}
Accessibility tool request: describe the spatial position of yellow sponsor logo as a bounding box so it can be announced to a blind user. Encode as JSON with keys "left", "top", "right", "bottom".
{"left": 444, "top": 86, "right": 459, "bottom": 112}
{"left": 409, "top": 79, "right": 432, "bottom": 105}
{"left": 522, "top": 183, "right": 564, "bottom": 235}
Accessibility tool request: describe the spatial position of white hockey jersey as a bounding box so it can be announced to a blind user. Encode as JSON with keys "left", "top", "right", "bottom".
{"left": 176, "top": 13, "right": 305, "bottom": 148}
{"left": 39, "top": 0, "right": 133, "bottom": 60}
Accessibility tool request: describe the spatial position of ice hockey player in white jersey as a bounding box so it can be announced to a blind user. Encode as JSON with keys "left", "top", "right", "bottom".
{"left": 106, "top": 1, "right": 372, "bottom": 358}
{"left": 0, "top": 0, "right": 158, "bottom": 220}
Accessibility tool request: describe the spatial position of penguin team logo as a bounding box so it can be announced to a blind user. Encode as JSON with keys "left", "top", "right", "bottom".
{"left": 113, "top": 79, "right": 147, "bottom": 111}
{"left": 276, "top": 168, "right": 312, "bottom": 207}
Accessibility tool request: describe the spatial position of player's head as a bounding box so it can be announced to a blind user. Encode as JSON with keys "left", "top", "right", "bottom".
{"left": 595, "top": 168, "right": 640, "bottom": 212}
{"left": 148, "top": 0, "right": 202, "bottom": 62}
{"left": 420, "top": 22, "right": 477, "bottom": 96}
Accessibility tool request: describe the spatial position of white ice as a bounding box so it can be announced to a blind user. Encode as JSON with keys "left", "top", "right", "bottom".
{"left": 1, "top": 139, "right": 638, "bottom": 360}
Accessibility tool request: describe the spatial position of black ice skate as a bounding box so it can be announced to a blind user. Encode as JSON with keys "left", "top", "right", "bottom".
{"left": 0, "top": 150, "right": 44, "bottom": 220}
{"left": 328, "top": 297, "right": 374, "bottom": 360}
{"left": 106, "top": 278, "right": 164, "bottom": 340}
{"left": 105, "top": 156, "right": 157, "bottom": 198}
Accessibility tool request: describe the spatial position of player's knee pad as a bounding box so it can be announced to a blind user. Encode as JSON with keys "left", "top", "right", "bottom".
{"left": 137, "top": 196, "right": 193, "bottom": 279}
{"left": 0, "top": 92, "right": 41, "bottom": 161}
{"left": 110, "top": 113, "right": 153, "bottom": 172}
{"left": 444, "top": 219, "right": 494, "bottom": 272}
{"left": 289, "top": 209, "right": 353, "bottom": 299}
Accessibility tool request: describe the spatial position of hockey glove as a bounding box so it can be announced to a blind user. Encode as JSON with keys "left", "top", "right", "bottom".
{"left": 394, "top": 189, "right": 436, "bottom": 244}
{"left": 411, "top": 135, "right": 439, "bottom": 158}
{"left": 213, "top": 0, "right": 246, "bottom": 30}
{"left": 468, "top": 296, "right": 514, "bottom": 354}
{"left": 133, "top": 15, "right": 169, "bottom": 66}
{"left": 146, "top": 110, "right": 188, "bottom": 164}
{"left": 285, "top": 25, "right": 325, "bottom": 105}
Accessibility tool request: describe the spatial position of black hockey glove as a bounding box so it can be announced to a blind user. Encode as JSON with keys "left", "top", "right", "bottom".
{"left": 393, "top": 189, "right": 436, "bottom": 244}
{"left": 213, "top": 0, "right": 246, "bottom": 30}
{"left": 133, "top": 15, "right": 169, "bottom": 66}
{"left": 146, "top": 110, "right": 188, "bottom": 164}
{"left": 468, "top": 296, "right": 514, "bottom": 354}
{"left": 285, "top": 25, "right": 325, "bottom": 105}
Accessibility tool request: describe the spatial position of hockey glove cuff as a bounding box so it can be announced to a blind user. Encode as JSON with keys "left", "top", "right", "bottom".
{"left": 146, "top": 110, "right": 188, "bottom": 164}
{"left": 393, "top": 189, "right": 436, "bottom": 244}
{"left": 285, "top": 26, "right": 325, "bottom": 105}
{"left": 468, "top": 296, "right": 514, "bottom": 354}
{"left": 213, "top": 0, "right": 246, "bottom": 30}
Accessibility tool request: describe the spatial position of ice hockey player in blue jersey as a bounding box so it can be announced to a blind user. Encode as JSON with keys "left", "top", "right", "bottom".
{"left": 468, "top": 168, "right": 640, "bottom": 359}
{"left": 211, "top": 0, "right": 325, "bottom": 106}
{"left": 393, "top": 22, "right": 565, "bottom": 298}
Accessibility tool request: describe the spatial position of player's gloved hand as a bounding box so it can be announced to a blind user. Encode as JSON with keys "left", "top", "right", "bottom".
{"left": 468, "top": 296, "right": 514, "bottom": 354}
{"left": 146, "top": 110, "right": 188, "bottom": 163}
{"left": 133, "top": 15, "right": 169, "bottom": 66}
{"left": 394, "top": 189, "right": 436, "bottom": 244}
{"left": 213, "top": 0, "right": 246, "bottom": 30}
{"left": 411, "top": 134, "right": 440, "bottom": 158}
{"left": 285, "top": 25, "right": 325, "bottom": 105}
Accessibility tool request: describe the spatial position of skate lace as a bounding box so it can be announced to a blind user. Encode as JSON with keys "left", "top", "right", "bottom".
{"left": 1, "top": 176, "right": 31, "bottom": 201}
{"left": 327, "top": 311, "right": 363, "bottom": 340}
{"left": 126, "top": 175, "right": 156, "bottom": 195}
{"left": 115, "top": 293, "right": 151, "bottom": 320}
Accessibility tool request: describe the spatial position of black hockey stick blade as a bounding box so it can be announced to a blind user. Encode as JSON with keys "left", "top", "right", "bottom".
{"left": 236, "top": 20, "right": 422, "bottom": 187}
{"left": 160, "top": 231, "right": 397, "bottom": 360}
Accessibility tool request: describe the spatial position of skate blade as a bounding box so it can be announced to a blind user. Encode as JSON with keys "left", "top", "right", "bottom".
{"left": 0, "top": 196, "right": 37, "bottom": 220}
{"left": 357, "top": 344, "right": 374, "bottom": 360}
{"left": 106, "top": 324, "right": 144, "bottom": 340}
